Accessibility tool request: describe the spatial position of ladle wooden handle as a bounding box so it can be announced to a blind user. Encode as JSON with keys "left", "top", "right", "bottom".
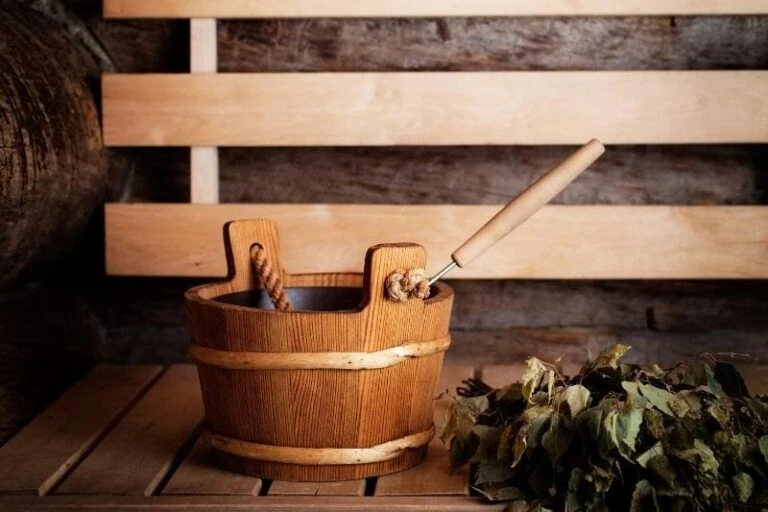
{"left": 451, "top": 139, "right": 605, "bottom": 268}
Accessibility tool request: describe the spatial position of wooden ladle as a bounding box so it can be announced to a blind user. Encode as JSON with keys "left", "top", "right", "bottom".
{"left": 428, "top": 139, "right": 606, "bottom": 284}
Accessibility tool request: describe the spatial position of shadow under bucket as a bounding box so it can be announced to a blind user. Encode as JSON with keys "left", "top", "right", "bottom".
{"left": 185, "top": 219, "right": 454, "bottom": 481}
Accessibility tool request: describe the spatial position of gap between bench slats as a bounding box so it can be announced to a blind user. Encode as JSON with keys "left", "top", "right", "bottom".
{"left": 0, "top": 365, "right": 162, "bottom": 496}
{"left": 55, "top": 365, "right": 203, "bottom": 496}
{"left": 102, "top": 72, "right": 768, "bottom": 147}
{"left": 103, "top": 0, "right": 768, "bottom": 18}
{"left": 105, "top": 204, "right": 768, "bottom": 279}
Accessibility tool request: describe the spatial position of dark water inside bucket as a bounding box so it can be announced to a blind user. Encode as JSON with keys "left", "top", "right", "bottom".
{"left": 214, "top": 287, "right": 365, "bottom": 311}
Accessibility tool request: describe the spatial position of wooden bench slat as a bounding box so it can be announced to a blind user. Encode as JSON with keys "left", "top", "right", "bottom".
{"left": 374, "top": 366, "right": 474, "bottom": 496}
{"left": 104, "top": 0, "right": 768, "bottom": 18}
{"left": 268, "top": 480, "right": 366, "bottom": 497}
{"left": 0, "top": 494, "right": 506, "bottom": 511}
{"left": 0, "top": 365, "right": 161, "bottom": 496}
{"left": 162, "top": 437, "right": 262, "bottom": 496}
{"left": 56, "top": 365, "right": 203, "bottom": 496}
{"left": 102, "top": 72, "right": 768, "bottom": 147}
{"left": 105, "top": 204, "right": 768, "bottom": 279}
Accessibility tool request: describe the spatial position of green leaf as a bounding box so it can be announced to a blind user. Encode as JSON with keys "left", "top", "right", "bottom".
{"left": 622, "top": 381, "right": 648, "bottom": 408}
{"left": 566, "top": 467, "right": 585, "bottom": 512}
{"left": 475, "top": 459, "right": 515, "bottom": 486}
{"left": 522, "top": 357, "right": 548, "bottom": 401}
{"left": 638, "top": 384, "right": 675, "bottom": 416}
{"left": 470, "top": 425, "right": 502, "bottom": 463}
{"left": 643, "top": 408, "right": 666, "bottom": 439}
{"left": 673, "top": 439, "right": 719, "bottom": 477}
{"left": 560, "top": 384, "right": 591, "bottom": 418}
{"left": 591, "top": 344, "right": 632, "bottom": 369}
{"left": 630, "top": 480, "right": 661, "bottom": 512}
{"left": 457, "top": 394, "right": 490, "bottom": 417}
{"left": 759, "top": 435, "right": 768, "bottom": 466}
{"left": 542, "top": 414, "right": 575, "bottom": 463}
{"left": 733, "top": 472, "right": 754, "bottom": 503}
{"left": 618, "top": 407, "right": 643, "bottom": 453}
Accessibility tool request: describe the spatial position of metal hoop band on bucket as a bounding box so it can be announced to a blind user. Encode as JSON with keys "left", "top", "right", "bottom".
{"left": 203, "top": 426, "right": 436, "bottom": 465}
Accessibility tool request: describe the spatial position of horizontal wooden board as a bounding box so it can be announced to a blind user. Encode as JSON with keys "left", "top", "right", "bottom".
{"left": 102, "top": 72, "right": 768, "bottom": 146}
{"left": 57, "top": 366, "right": 203, "bottom": 496}
{"left": 0, "top": 495, "right": 506, "bottom": 511}
{"left": 104, "top": 0, "right": 768, "bottom": 18}
{"left": 0, "top": 365, "right": 161, "bottom": 495}
{"left": 268, "top": 480, "right": 365, "bottom": 497}
{"left": 105, "top": 204, "right": 768, "bottom": 279}
{"left": 162, "top": 437, "right": 262, "bottom": 496}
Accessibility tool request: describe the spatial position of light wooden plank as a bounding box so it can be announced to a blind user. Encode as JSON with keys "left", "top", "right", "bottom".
{"left": 105, "top": 204, "right": 768, "bottom": 279}
{"left": 0, "top": 494, "right": 505, "bottom": 511}
{"left": 57, "top": 365, "right": 203, "bottom": 496}
{"left": 374, "top": 366, "right": 474, "bottom": 496}
{"left": 0, "top": 365, "right": 161, "bottom": 496}
{"left": 268, "top": 479, "right": 365, "bottom": 497}
{"left": 102, "top": 71, "right": 768, "bottom": 146}
{"left": 189, "top": 19, "right": 219, "bottom": 204}
{"left": 162, "top": 437, "right": 262, "bottom": 496}
{"left": 104, "top": 0, "right": 768, "bottom": 18}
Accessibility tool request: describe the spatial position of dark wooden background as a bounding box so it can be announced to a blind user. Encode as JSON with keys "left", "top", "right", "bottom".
{"left": 2, "top": 1, "right": 767, "bottom": 440}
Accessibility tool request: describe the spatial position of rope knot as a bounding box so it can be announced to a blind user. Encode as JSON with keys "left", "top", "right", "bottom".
{"left": 386, "top": 268, "right": 431, "bottom": 302}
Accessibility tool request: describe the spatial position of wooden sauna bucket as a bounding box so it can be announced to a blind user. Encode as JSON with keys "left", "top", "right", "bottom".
{"left": 185, "top": 219, "right": 454, "bottom": 481}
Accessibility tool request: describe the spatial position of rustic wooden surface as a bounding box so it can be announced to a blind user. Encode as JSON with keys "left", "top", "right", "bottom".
{"left": 0, "top": 363, "right": 765, "bottom": 511}
{"left": 106, "top": 204, "right": 768, "bottom": 279}
{"left": 103, "top": 0, "right": 768, "bottom": 18}
{"left": 103, "top": 71, "right": 768, "bottom": 146}
{"left": 0, "top": 7, "right": 107, "bottom": 288}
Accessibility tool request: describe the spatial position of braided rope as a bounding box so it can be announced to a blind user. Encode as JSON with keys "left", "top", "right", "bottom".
{"left": 250, "top": 245, "right": 292, "bottom": 311}
{"left": 386, "top": 268, "right": 431, "bottom": 302}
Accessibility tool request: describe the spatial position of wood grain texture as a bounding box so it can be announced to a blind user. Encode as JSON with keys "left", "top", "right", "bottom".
{"left": 106, "top": 204, "right": 768, "bottom": 279}
{"left": 448, "top": 328, "right": 768, "bottom": 370}
{"left": 186, "top": 221, "right": 453, "bottom": 480}
{"left": 0, "top": 7, "right": 108, "bottom": 288}
{"left": 268, "top": 479, "right": 365, "bottom": 496}
{"left": 189, "top": 19, "right": 219, "bottom": 204}
{"left": 133, "top": 145, "right": 765, "bottom": 206}
{"left": 102, "top": 72, "right": 768, "bottom": 146}
{"left": 0, "top": 495, "right": 506, "bottom": 512}
{"left": 219, "top": 17, "right": 768, "bottom": 73}
{"left": 104, "top": 0, "right": 768, "bottom": 18}
{"left": 56, "top": 365, "right": 203, "bottom": 496}
{"left": 162, "top": 437, "right": 262, "bottom": 495}
{"left": 0, "top": 365, "right": 161, "bottom": 495}
{"left": 375, "top": 366, "right": 473, "bottom": 496}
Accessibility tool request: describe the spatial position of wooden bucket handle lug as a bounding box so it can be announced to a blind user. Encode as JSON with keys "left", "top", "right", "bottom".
{"left": 359, "top": 243, "right": 429, "bottom": 321}
{"left": 223, "top": 218, "right": 287, "bottom": 292}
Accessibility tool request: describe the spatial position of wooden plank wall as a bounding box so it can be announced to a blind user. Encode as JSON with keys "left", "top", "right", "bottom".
{"left": 3, "top": 3, "right": 767, "bottom": 446}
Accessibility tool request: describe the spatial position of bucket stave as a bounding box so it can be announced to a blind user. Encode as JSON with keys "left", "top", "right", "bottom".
{"left": 185, "top": 219, "right": 454, "bottom": 481}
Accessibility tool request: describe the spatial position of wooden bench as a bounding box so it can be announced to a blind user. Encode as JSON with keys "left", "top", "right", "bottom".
{"left": 1, "top": 363, "right": 765, "bottom": 511}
